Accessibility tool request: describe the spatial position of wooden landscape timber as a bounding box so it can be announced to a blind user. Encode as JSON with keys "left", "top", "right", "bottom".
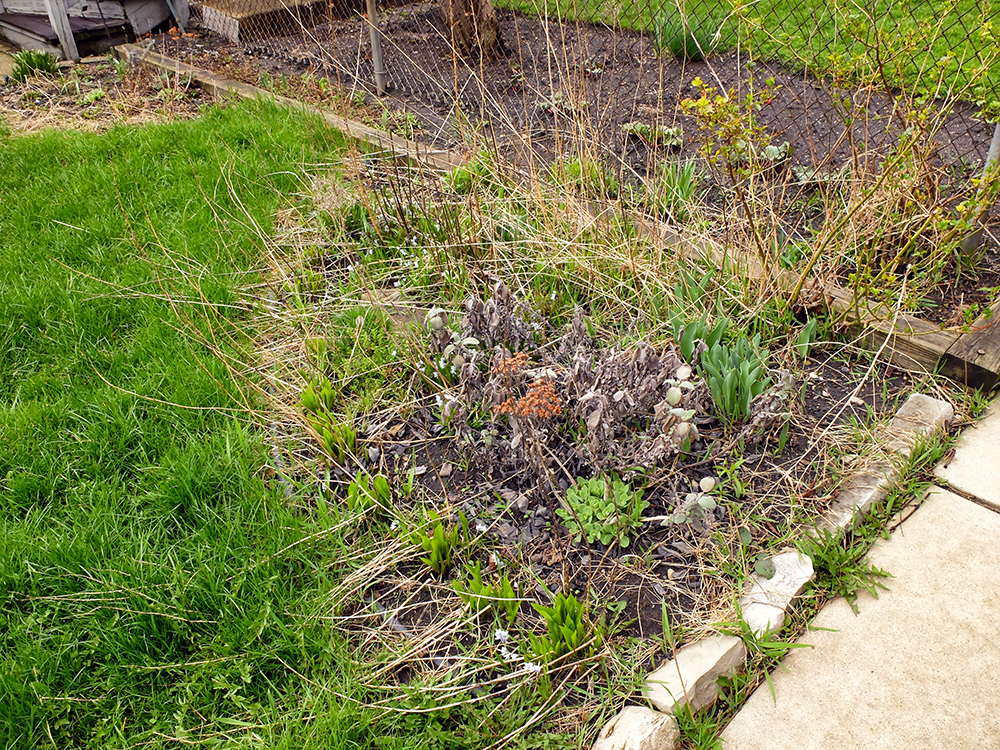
{"left": 111, "top": 44, "right": 1000, "bottom": 389}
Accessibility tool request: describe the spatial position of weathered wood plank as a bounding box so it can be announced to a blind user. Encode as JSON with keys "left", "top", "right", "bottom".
{"left": 0, "top": 20, "right": 62, "bottom": 53}
{"left": 171, "top": 0, "right": 187, "bottom": 28}
{"left": 42, "top": 0, "right": 78, "bottom": 59}
{"left": 115, "top": 44, "right": 464, "bottom": 173}
{"left": 943, "top": 300, "right": 1000, "bottom": 389}
{"left": 4, "top": 0, "right": 125, "bottom": 20}
{"left": 123, "top": 0, "right": 169, "bottom": 35}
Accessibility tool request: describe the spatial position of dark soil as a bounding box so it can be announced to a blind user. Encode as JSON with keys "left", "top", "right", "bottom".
{"left": 151, "top": 8, "right": 1000, "bottom": 329}
{"left": 155, "top": 5, "right": 996, "bottom": 173}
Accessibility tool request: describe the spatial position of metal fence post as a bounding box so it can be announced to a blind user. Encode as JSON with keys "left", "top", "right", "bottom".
{"left": 959, "top": 122, "right": 1000, "bottom": 258}
{"left": 366, "top": 0, "right": 386, "bottom": 95}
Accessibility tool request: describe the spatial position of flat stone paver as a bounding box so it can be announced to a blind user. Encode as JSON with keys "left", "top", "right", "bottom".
{"left": 722, "top": 487, "right": 1000, "bottom": 750}
{"left": 934, "top": 402, "right": 1000, "bottom": 511}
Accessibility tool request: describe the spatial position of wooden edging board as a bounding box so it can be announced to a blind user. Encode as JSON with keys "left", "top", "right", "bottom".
{"left": 113, "top": 44, "right": 1000, "bottom": 388}
{"left": 633, "top": 215, "right": 1000, "bottom": 389}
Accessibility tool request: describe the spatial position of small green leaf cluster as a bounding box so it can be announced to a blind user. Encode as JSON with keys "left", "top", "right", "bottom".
{"left": 555, "top": 157, "right": 619, "bottom": 199}
{"left": 674, "top": 316, "right": 728, "bottom": 363}
{"left": 620, "top": 121, "right": 684, "bottom": 149}
{"left": 699, "top": 335, "right": 770, "bottom": 424}
{"left": 557, "top": 475, "right": 648, "bottom": 548}
{"left": 530, "top": 592, "right": 596, "bottom": 664}
{"left": 662, "top": 476, "right": 718, "bottom": 526}
{"left": 11, "top": 50, "right": 59, "bottom": 84}
{"left": 797, "top": 528, "right": 891, "bottom": 614}
{"left": 411, "top": 514, "right": 467, "bottom": 576}
{"left": 649, "top": 159, "right": 700, "bottom": 223}
{"left": 794, "top": 318, "right": 820, "bottom": 360}
{"left": 454, "top": 562, "right": 519, "bottom": 624}
{"left": 301, "top": 377, "right": 356, "bottom": 462}
{"left": 445, "top": 154, "right": 505, "bottom": 196}
{"left": 347, "top": 471, "right": 391, "bottom": 514}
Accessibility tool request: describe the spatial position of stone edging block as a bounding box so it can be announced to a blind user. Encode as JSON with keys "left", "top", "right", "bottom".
{"left": 740, "top": 550, "right": 815, "bottom": 637}
{"left": 643, "top": 635, "right": 746, "bottom": 715}
{"left": 594, "top": 393, "right": 953, "bottom": 748}
{"left": 591, "top": 706, "right": 680, "bottom": 750}
{"left": 883, "top": 393, "right": 954, "bottom": 456}
{"left": 815, "top": 462, "right": 899, "bottom": 534}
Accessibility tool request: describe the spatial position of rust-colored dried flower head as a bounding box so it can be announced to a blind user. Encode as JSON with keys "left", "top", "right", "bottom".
{"left": 494, "top": 379, "right": 563, "bottom": 420}
{"left": 491, "top": 352, "right": 530, "bottom": 378}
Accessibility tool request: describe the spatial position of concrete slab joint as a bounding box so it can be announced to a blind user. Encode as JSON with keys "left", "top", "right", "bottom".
{"left": 934, "top": 400, "right": 1000, "bottom": 512}
{"left": 741, "top": 550, "right": 815, "bottom": 637}
{"left": 592, "top": 706, "right": 680, "bottom": 750}
{"left": 644, "top": 635, "right": 746, "bottom": 715}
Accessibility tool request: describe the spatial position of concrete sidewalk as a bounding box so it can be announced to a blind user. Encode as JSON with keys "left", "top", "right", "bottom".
{"left": 722, "top": 403, "right": 1000, "bottom": 750}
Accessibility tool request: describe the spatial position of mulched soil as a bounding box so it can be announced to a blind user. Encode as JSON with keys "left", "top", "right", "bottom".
{"left": 0, "top": 59, "right": 210, "bottom": 134}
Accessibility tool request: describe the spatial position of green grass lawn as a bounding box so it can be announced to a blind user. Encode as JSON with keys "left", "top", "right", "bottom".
{"left": 0, "top": 98, "right": 587, "bottom": 750}
{"left": 497, "top": 0, "right": 1000, "bottom": 110}
{"left": 0, "top": 102, "right": 432, "bottom": 748}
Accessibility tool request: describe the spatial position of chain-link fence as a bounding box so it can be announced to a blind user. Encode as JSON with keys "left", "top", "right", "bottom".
{"left": 150, "top": 0, "right": 1000, "bottom": 177}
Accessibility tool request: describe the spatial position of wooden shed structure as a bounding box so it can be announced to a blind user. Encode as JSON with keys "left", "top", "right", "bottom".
{"left": 0, "top": 0, "right": 187, "bottom": 59}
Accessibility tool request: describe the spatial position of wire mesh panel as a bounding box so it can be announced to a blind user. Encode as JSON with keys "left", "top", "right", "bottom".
{"left": 149, "top": 0, "right": 1000, "bottom": 179}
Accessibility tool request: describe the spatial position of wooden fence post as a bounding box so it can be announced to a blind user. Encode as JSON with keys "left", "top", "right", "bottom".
{"left": 42, "top": 0, "right": 79, "bottom": 61}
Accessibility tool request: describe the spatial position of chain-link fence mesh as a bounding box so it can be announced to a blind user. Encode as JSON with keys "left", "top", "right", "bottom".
{"left": 149, "top": 0, "right": 1000, "bottom": 177}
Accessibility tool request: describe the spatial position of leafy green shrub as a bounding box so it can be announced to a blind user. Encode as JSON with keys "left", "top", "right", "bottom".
{"left": 698, "top": 335, "right": 770, "bottom": 424}
{"left": 347, "top": 471, "right": 391, "bottom": 514}
{"left": 653, "top": 8, "right": 719, "bottom": 61}
{"left": 557, "top": 475, "right": 648, "bottom": 548}
{"left": 454, "top": 562, "right": 519, "bottom": 623}
{"left": 411, "top": 514, "right": 467, "bottom": 576}
{"left": 531, "top": 592, "right": 597, "bottom": 664}
{"left": 11, "top": 49, "right": 59, "bottom": 84}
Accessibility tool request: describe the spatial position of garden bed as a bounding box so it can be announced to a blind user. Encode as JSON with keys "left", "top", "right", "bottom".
{"left": 146, "top": 14, "right": 1000, "bottom": 347}
{"left": 0, "top": 54, "right": 209, "bottom": 134}
{"left": 247, "top": 157, "right": 941, "bottom": 742}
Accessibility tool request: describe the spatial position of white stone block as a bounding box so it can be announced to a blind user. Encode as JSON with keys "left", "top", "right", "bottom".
{"left": 884, "top": 393, "right": 954, "bottom": 456}
{"left": 815, "top": 462, "right": 898, "bottom": 534}
{"left": 741, "top": 550, "right": 815, "bottom": 636}
{"left": 644, "top": 635, "right": 746, "bottom": 714}
{"left": 592, "top": 706, "right": 679, "bottom": 750}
